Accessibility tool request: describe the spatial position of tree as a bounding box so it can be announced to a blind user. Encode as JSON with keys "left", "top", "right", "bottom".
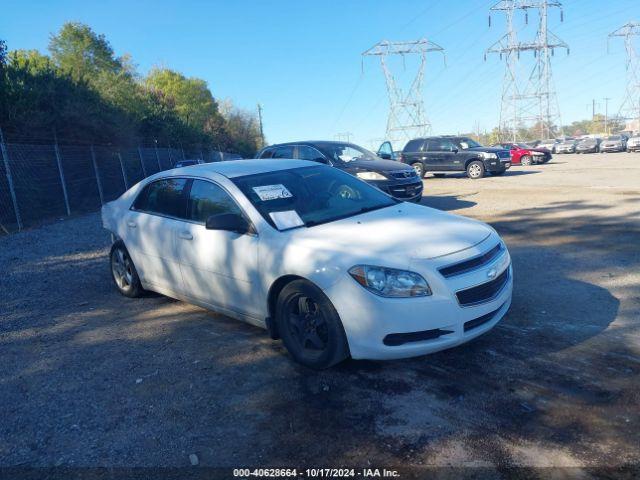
{"left": 145, "top": 68, "right": 221, "bottom": 132}
{"left": 0, "top": 39, "right": 7, "bottom": 68}
{"left": 49, "top": 22, "right": 122, "bottom": 83}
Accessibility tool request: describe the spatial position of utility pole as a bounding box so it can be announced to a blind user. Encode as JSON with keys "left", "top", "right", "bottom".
{"left": 608, "top": 22, "right": 640, "bottom": 132}
{"left": 603, "top": 97, "right": 611, "bottom": 134}
{"left": 334, "top": 132, "right": 353, "bottom": 143}
{"left": 257, "top": 103, "right": 265, "bottom": 148}
{"left": 592, "top": 99, "right": 596, "bottom": 120}
{"left": 487, "top": 0, "right": 568, "bottom": 141}
{"left": 362, "top": 38, "right": 445, "bottom": 146}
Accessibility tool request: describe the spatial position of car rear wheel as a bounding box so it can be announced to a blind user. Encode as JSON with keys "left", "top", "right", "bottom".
{"left": 411, "top": 162, "right": 425, "bottom": 178}
{"left": 110, "top": 241, "right": 144, "bottom": 298}
{"left": 466, "top": 160, "right": 485, "bottom": 179}
{"left": 276, "top": 280, "right": 349, "bottom": 369}
{"left": 521, "top": 155, "right": 533, "bottom": 166}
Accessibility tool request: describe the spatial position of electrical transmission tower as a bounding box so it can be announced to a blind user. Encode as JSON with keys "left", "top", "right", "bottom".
{"left": 362, "top": 39, "right": 445, "bottom": 146}
{"left": 487, "top": 1, "right": 568, "bottom": 140}
{"left": 608, "top": 22, "right": 640, "bottom": 131}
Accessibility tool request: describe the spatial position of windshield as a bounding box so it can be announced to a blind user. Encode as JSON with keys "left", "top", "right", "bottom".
{"left": 516, "top": 143, "right": 530, "bottom": 149}
{"left": 455, "top": 137, "right": 482, "bottom": 149}
{"left": 607, "top": 136, "right": 621, "bottom": 140}
{"left": 232, "top": 165, "right": 397, "bottom": 230}
{"left": 579, "top": 138, "right": 596, "bottom": 144}
{"left": 315, "top": 142, "right": 379, "bottom": 163}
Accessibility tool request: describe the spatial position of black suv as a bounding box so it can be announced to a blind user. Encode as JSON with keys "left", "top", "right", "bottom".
{"left": 400, "top": 136, "right": 512, "bottom": 179}
{"left": 256, "top": 141, "right": 423, "bottom": 202}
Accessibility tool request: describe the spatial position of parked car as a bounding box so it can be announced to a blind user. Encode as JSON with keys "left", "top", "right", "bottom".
{"left": 174, "top": 159, "right": 204, "bottom": 168}
{"left": 600, "top": 135, "right": 627, "bottom": 153}
{"left": 256, "top": 141, "right": 423, "bottom": 202}
{"left": 554, "top": 138, "right": 578, "bottom": 154}
{"left": 575, "top": 137, "right": 601, "bottom": 154}
{"left": 491, "top": 142, "right": 551, "bottom": 165}
{"left": 102, "top": 160, "right": 513, "bottom": 368}
{"left": 626, "top": 135, "right": 640, "bottom": 152}
{"left": 400, "top": 136, "right": 511, "bottom": 179}
{"left": 537, "top": 138, "right": 560, "bottom": 153}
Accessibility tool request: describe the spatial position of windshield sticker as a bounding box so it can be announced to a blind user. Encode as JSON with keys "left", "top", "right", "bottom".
{"left": 269, "top": 210, "right": 304, "bottom": 230}
{"left": 252, "top": 184, "right": 293, "bottom": 201}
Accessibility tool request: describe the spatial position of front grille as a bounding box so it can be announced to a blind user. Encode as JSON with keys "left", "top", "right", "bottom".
{"left": 387, "top": 182, "right": 423, "bottom": 198}
{"left": 383, "top": 328, "right": 454, "bottom": 346}
{"left": 439, "top": 243, "right": 503, "bottom": 278}
{"left": 463, "top": 301, "right": 507, "bottom": 332}
{"left": 387, "top": 170, "right": 417, "bottom": 179}
{"left": 456, "top": 267, "right": 510, "bottom": 307}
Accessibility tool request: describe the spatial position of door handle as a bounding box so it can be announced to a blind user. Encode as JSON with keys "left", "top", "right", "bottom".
{"left": 178, "top": 231, "right": 193, "bottom": 240}
{"left": 127, "top": 221, "right": 136, "bottom": 228}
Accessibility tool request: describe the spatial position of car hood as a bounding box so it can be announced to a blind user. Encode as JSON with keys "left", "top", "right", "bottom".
{"left": 340, "top": 158, "right": 413, "bottom": 173}
{"left": 284, "top": 203, "right": 493, "bottom": 270}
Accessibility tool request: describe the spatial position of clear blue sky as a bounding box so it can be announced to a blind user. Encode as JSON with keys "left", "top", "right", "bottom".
{"left": 2, "top": 0, "right": 638, "bottom": 149}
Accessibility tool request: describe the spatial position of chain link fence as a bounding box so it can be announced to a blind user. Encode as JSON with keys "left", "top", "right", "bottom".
{"left": 0, "top": 128, "right": 241, "bottom": 234}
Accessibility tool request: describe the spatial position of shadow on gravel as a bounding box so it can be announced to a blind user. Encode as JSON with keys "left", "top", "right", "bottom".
{"left": 419, "top": 194, "right": 476, "bottom": 211}
{"left": 0, "top": 201, "right": 638, "bottom": 468}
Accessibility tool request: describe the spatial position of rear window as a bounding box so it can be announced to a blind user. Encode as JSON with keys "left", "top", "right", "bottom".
{"left": 403, "top": 139, "right": 425, "bottom": 153}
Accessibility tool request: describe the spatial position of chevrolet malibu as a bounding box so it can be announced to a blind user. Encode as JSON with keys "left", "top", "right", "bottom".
{"left": 102, "top": 160, "right": 513, "bottom": 369}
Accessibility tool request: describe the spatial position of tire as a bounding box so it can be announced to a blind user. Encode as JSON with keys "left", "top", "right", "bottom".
{"left": 110, "top": 241, "right": 144, "bottom": 298}
{"left": 466, "top": 160, "right": 485, "bottom": 179}
{"left": 521, "top": 155, "right": 533, "bottom": 166}
{"left": 411, "top": 162, "right": 425, "bottom": 178}
{"left": 275, "top": 279, "right": 349, "bottom": 369}
{"left": 433, "top": 173, "right": 446, "bottom": 178}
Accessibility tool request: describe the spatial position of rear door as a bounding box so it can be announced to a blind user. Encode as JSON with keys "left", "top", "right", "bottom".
{"left": 126, "top": 178, "right": 190, "bottom": 292}
{"left": 427, "top": 138, "right": 456, "bottom": 170}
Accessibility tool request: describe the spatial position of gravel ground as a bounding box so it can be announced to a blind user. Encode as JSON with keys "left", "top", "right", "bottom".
{"left": 1, "top": 153, "right": 639, "bottom": 475}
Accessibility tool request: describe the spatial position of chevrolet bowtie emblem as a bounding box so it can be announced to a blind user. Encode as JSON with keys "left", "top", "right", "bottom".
{"left": 487, "top": 268, "right": 497, "bottom": 279}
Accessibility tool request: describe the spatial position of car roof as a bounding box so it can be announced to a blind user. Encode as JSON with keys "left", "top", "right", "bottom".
{"left": 167, "top": 159, "right": 316, "bottom": 179}
{"left": 263, "top": 140, "right": 358, "bottom": 148}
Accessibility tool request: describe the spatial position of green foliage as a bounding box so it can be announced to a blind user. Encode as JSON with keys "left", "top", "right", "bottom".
{"left": 0, "top": 23, "right": 263, "bottom": 155}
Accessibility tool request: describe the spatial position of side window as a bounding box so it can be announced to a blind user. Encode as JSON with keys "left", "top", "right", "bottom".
{"left": 188, "top": 179, "right": 243, "bottom": 224}
{"left": 297, "top": 146, "right": 327, "bottom": 163}
{"left": 133, "top": 178, "right": 188, "bottom": 218}
{"left": 272, "top": 146, "right": 294, "bottom": 159}
{"left": 259, "top": 148, "right": 275, "bottom": 159}
{"left": 404, "top": 139, "right": 424, "bottom": 153}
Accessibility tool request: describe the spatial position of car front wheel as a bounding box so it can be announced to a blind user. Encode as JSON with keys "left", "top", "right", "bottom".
{"left": 276, "top": 280, "right": 349, "bottom": 369}
{"left": 110, "top": 241, "right": 144, "bottom": 298}
{"left": 411, "top": 162, "right": 425, "bottom": 178}
{"left": 521, "top": 155, "right": 533, "bottom": 166}
{"left": 466, "top": 160, "right": 485, "bottom": 179}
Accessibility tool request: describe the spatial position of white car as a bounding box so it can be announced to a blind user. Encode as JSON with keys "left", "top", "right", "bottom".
{"left": 102, "top": 159, "right": 513, "bottom": 369}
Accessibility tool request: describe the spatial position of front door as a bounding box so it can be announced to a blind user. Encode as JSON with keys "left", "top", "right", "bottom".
{"left": 175, "top": 179, "right": 260, "bottom": 317}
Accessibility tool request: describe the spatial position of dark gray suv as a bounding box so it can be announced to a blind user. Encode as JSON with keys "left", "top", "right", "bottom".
{"left": 400, "top": 136, "right": 512, "bottom": 179}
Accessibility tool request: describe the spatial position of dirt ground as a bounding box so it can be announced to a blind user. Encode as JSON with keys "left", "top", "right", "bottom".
{"left": 1, "top": 152, "right": 639, "bottom": 475}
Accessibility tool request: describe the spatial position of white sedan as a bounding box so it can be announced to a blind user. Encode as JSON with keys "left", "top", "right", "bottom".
{"left": 102, "top": 159, "right": 513, "bottom": 369}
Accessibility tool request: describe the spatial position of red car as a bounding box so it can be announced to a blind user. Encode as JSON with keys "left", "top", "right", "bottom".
{"left": 492, "top": 143, "right": 552, "bottom": 165}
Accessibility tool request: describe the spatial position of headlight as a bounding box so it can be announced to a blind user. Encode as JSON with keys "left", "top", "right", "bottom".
{"left": 348, "top": 265, "right": 432, "bottom": 297}
{"left": 356, "top": 171, "right": 387, "bottom": 181}
{"left": 479, "top": 152, "right": 498, "bottom": 160}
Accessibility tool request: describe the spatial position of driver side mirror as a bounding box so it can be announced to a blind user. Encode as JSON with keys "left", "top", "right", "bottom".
{"left": 205, "top": 213, "right": 254, "bottom": 235}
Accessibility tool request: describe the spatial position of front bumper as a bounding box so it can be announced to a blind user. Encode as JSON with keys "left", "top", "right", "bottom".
{"left": 601, "top": 144, "right": 624, "bottom": 152}
{"left": 325, "top": 243, "right": 513, "bottom": 360}
{"left": 371, "top": 178, "right": 424, "bottom": 202}
{"left": 627, "top": 144, "right": 640, "bottom": 151}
